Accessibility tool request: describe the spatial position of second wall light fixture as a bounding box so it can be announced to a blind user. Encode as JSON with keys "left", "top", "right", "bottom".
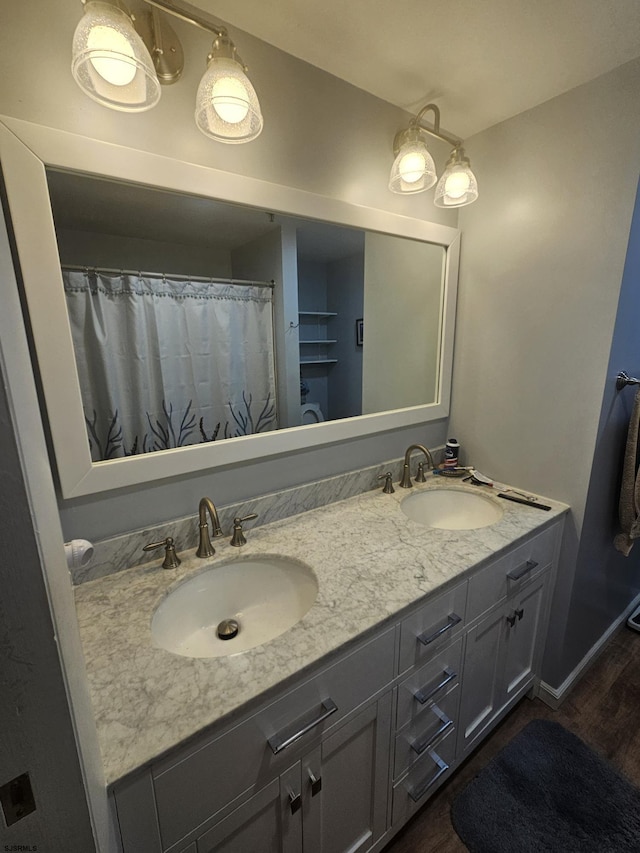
{"left": 71, "top": 0, "right": 263, "bottom": 143}
{"left": 389, "top": 103, "right": 478, "bottom": 207}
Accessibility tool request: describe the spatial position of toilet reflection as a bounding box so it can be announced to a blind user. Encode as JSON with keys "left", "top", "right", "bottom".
{"left": 300, "top": 403, "right": 325, "bottom": 424}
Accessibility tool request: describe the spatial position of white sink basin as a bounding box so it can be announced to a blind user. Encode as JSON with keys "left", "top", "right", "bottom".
{"left": 151, "top": 556, "right": 318, "bottom": 658}
{"left": 401, "top": 488, "right": 504, "bottom": 530}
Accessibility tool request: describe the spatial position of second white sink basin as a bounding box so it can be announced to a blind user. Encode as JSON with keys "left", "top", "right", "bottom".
{"left": 401, "top": 488, "right": 504, "bottom": 530}
{"left": 151, "top": 556, "right": 318, "bottom": 658}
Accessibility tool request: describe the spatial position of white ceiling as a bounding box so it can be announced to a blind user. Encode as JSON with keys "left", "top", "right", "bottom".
{"left": 191, "top": 0, "right": 640, "bottom": 139}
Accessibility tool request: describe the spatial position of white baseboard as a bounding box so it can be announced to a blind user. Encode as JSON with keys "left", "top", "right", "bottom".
{"left": 538, "top": 590, "right": 640, "bottom": 709}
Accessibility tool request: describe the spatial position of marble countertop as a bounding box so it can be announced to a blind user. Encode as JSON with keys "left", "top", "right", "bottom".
{"left": 74, "top": 477, "right": 568, "bottom": 786}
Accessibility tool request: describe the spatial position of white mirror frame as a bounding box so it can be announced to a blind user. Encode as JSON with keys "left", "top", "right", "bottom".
{"left": 0, "top": 116, "right": 460, "bottom": 499}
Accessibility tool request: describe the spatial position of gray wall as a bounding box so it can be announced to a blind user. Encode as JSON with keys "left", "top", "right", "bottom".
{"left": 0, "top": 342, "right": 95, "bottom": 852}
{"left": 450, "top": 57, "right": 640, "bottom": 689}
{"left": 552, "top": 182, "right": 640, "bottom": 684}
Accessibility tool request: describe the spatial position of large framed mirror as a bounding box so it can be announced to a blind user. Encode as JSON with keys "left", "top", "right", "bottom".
{"left": 0, "top": 116, "right": 460, "bottom": 498}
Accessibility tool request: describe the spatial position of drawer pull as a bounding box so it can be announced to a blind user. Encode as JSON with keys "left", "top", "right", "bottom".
{"left": 413, "top": 667, "right": 457, "bottom": 705}
{"left": 409, "top": 706, "right": 454, "bottom": 756}
{"left": 268, "top": 698, "right": 338, "bottom": 754}
{"left": 308, "top": 770, "right": 322, "bottom": 797}
{"left": 417, "top": 613, "right": 461, "bottom": 646}
{"left": 407, "top": 751, "right": 449, "bottom": 802}
{"left": 288, "top": 789, "right": 301, "bottom": 815}
{"left": 507, "top": 559, "right": 538, "bottom": 581}
{"left": 506, "top": 608, "right": 525, "bottom": 627}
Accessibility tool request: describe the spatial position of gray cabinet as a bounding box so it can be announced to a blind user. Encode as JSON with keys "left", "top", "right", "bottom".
{"left": 195, "top": 695, "right": 391, "bottom": 853}
{"left": 196, "top": 769, "right": 300, "bottom": 853}
{"left": 302, "top": 694, "right": 391, "bottom": 853}
{"left": 115, "top": 629, "right": 395, "bottom": 853}
{"left": 458, "top": 567, "right": 551, "bottom": 757}
{"left": 390, "top": 596, "right": 466, "bottom": 830}
{"left": 113, "top": 520, "right": 563, "bottom": 853}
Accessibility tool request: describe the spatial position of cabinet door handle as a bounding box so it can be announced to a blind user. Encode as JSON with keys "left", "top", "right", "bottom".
{"left": 407, "top": 751, "right": 449, "bottom": 803}
{"left": 308, "top": 770, "right": 322, "bottom": 796}
{"left": 288, "top": 789, "right": 301, "bottom": 815}
{"left": 412, "top": 667, "right": 457, "bottom": 705}
{"left": 507, "top": 606, "right": 525, "bottom": 628}
{"left": 268, "top": 698, "right": 338, "bottom": 754}
{"left": 409, "top": 705, "right": 454, "bottom": 756}
{"left": 507, "top": 559, "right": 538, "bottom": 581}
{"left": 417, "top": 613, "right": 461, "bottom": 646}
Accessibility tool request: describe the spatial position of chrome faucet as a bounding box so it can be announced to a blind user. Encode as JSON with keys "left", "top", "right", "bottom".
{"left": 399, "top": 444, "right": 435, "bottom": 488}
{"left": 196, "top": 497, "right": 223, "bottom": 557}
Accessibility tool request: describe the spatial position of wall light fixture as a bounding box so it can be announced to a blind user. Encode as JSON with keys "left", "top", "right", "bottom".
{"left": 389, "top": 103, "right": 478, "bottom": 207}
{"left": 71, "top": 0, "right": 263, "bottom": 142}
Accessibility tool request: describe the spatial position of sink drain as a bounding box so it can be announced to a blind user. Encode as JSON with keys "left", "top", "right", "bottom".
{"left": 217, "top": 619, "right": 240, "bottom": 640}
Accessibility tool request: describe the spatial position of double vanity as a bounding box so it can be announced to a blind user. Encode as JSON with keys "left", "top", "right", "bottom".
{"left": 74, "top": 473, "right": 567, "bottom": 853}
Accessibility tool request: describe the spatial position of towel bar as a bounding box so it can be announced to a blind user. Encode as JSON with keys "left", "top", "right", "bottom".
{"left": 616, "top": 371, "right": 640, "bottom": 391}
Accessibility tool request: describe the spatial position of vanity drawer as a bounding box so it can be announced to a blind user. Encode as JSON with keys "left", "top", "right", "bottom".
{"left": 393, "top": 685, "right": 459, "bottom": 779}
{"left": 152, "top": 627, "right": 395, "bottom": 850}
{"left": 391, "top": 728, "right": 456, "bottom": 826}
{"left": 467, "top": 523, "right": 558, "bottom": 623}
{"left": 398, "top": 581, "right": 467, "bottom": 674}
{"left": 396, "top": 636, "right": 463, "bottom": 730}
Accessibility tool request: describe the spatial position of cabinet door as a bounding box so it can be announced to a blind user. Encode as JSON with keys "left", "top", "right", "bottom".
{"left": 303, "top": 694, "right": 392, "bottom": 853}
{"left": 197, "top": 765, "right": 302, "bottom": 853}
{"left": 502, "top": 571, "right": 548, "bottom": 703}
{"left": 457, "top": 607, "right": 504, "bottom": 756}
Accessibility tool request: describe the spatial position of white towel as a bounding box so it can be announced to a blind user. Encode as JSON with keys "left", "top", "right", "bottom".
{"left": 614, "top": 389, "right": 640, "bottom": 555}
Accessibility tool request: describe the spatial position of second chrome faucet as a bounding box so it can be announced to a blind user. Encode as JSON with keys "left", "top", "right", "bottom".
{"left": 196, "top": 496, "right": 223, "bottom": 557}
{"left": 196, "top": 497, "right": 259, "bottom": 554}
{"left": 400, "top": 444, "right": 434, "bottom": 488}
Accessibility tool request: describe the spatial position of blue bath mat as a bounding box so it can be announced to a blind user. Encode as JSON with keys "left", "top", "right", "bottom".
{"left": 451, "top": 719, "right": 640, "bottom": 852}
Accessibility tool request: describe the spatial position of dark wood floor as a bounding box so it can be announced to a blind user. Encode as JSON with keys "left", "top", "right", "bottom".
{"left": 383, "top": 626, "right": 640, "bottom": 852}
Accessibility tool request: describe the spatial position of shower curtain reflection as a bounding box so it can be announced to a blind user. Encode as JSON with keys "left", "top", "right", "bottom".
{"left": 63, "top": 270, "right": 277, "bottom": 461}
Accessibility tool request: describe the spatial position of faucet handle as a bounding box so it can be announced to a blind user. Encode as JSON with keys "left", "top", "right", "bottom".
{"left": 377, "top": 472, "right": 395, "bottom": 494}
{"left": 415, "top": 462, "right": 427, "bottom": 483}
{"left": 143, "top": 536, "right": 181, "bottom": 570}
{"left": 230, "top": 513, "right": 258, "bottom": 547}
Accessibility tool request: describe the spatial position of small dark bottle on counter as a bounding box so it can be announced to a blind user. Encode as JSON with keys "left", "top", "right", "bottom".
{"left": 444, "top": 438, "right": 460, "bottom": 468}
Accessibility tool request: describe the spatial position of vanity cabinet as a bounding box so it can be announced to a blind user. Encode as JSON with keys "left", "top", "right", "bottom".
{"left": 194, "top": 694, "right": 391, "bottom": 853}
{"left": 458, "top": 525, "right": 557, "bottom": 758}
{"left": 115, "top": 628, "right": 395, "bottom": 853}
{"left": 112, "top": 519, "right": 563, "bottom": 853}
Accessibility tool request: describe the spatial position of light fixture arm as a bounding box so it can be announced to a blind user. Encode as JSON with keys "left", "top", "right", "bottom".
{"left": 141, "top": 0, "right": 248, "bottom": 70}
{"left": 80, "top": 0, "right": 132, "bottom": 13}
{"left": 141, "top": 0, "right": 228, "bottom": 39}
{"left": 409, "top": 103, "right": 461, "bottom": 149}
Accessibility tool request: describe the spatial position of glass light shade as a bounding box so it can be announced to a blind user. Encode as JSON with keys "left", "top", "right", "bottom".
{"left": 434, "top": 148, "right": 478, "bottom": 207}
{"left": 389, "top": 132, "right": 437, "bottom": 194}
{"left": 195, "top": 56, "right": 263, "bottom": 143}
{"left": 71, "top": 1, "right": 160, "bottom": 112}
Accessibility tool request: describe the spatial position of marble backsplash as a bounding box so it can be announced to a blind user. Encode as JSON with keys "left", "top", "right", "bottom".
{"left": 72, "top": 449, "right": 444, "bottom": 585}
